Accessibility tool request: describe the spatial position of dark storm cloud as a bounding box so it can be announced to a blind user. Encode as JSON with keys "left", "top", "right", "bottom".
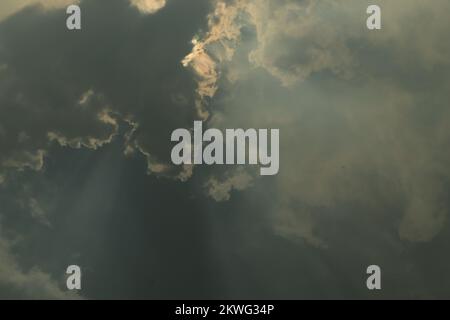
{"left": 0, "top": 0, "right": 211, "bottom": 298}
{"left": 0, "top": 0, "right": 211, "bottom": 182}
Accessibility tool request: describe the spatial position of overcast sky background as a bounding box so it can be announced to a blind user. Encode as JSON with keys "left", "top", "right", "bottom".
{"left": 1, "top": 0, "right": 450, "bottom": 299}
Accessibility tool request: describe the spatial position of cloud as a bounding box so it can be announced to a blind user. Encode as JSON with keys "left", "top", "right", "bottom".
{"left": 185, "top": 0, "right": 450, "bottom": 245}
{"left": 205, "top": 167, "right": 253, "bottom": 201}
{"left": 0, "top": 74, "right": 117, "bottom": 183}
{"left": 0, "top": 0, "right": 79, "bottom": 22}
{"left": 0, "top": 237, "right": 80, "bottom": 299}
{"left": 182, "top": 0, "right": 245, "bottom": 119}
{"left": 129, "top": 0, "right": 166, "bottom": 14}
{"left": 247, "top": 0, "right": 355, "bottom": 86}
{"left": 0, "top": 0, "right": 211, "bottom": 183}
{"left": 0, "top": 0, "right": 450, "bottom": 299}
{"left": 0, "top": 0, "right": 210, "bottom": 298}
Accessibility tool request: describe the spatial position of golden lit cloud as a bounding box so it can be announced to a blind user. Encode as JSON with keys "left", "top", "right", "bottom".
{"left": 129, "top": 0, "right": 166, "bottom": 14}
{"left": 0, "top": 0, "right": 78, "bottom": 21}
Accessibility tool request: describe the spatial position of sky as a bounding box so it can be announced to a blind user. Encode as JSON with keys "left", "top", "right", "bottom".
{"left": 1, "top": 0, "right": 450, "bottom": 299}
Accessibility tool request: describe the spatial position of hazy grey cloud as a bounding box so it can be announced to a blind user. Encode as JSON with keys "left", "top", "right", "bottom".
{"left": 0, "top": 0, "right": 77, "bottom": 22}
{"left": 0, "top": 237, "right": 80, "bottom": 299}
{"left": 186, "top": 0, "right": 450, "bottom": 245}
{"left": 205, "top": 167, "right": 253, "bottom": 202}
